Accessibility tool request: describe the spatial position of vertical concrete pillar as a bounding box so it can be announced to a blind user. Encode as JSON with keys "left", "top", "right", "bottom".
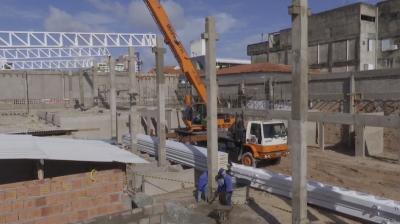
{"left": 269, "top": 78, "right": 274, "bottom": 109}
{"left": 348, "top": 73, "right": 356, "bottom": 146}
{"left": 92, "top": 61, "right": 98, "bottom": 107}
{"left": 79, "top": 70, "right": 85, "bottom": 107}
{"left": 397, "top": 128, "right": 400, "bottom": 164}
{"left": 128, "top": 47, "right": 139, "bottom": 153}
{"left": 202, "top": 16, "right": 219, "bottom": 200}
{"left": 355, "top": 125, "right": 365, "bottom": 157}
{"left": 109, "top": 57, "right": 117, "bottom": 142}
{"left": 24, "top": 72, "right": 30, "bottom": 114}
{"left": 153, "top": 37, "right": 167, "bottom": 167}
{"left": 68, "top": 70, "right": 73, "bottom": 102}
{"left": 318, "top": 122, "right": 325, "bottom": 151}
{"left": 289, "top": 1, "right": 309, "bottom": 223}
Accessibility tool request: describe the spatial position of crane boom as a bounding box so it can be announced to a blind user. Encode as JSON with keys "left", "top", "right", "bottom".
{"left": 144, "top": 0, "right": 208, "bottom": 103}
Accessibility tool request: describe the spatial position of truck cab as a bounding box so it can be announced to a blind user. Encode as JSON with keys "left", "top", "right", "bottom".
{"left": 241, "top": 120, "right": 288, "bottom": 166}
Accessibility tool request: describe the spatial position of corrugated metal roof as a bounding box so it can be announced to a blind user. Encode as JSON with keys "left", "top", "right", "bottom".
{"left": 0, "top": 134, "right": 148, "bottom": 164}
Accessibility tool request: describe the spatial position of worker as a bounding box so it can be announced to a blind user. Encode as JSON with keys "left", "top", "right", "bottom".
{"left": 211, "top": 168, "right": 233, "bottom": 207}
{"left": 197, "top": 170, "right": 208, "bottom": 203}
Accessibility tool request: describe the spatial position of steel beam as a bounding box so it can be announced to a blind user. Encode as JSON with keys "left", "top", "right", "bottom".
{"left": 0, "top": 31, "right": 156, "bottom": 48}
{"left": 0, "top": 47, "right": 109, "bottom": 60}
{"left": 1, "top": 59, "right": 94, "bottom": 70}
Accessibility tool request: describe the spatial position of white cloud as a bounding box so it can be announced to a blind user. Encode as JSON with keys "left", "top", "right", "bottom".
{"left": 44, "top": 7, "right": 114, "bottom": 32}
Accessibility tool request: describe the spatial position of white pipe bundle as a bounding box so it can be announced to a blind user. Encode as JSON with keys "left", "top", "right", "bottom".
{"left": 123, "top": 134, "right": 228, "bottom": 171}
{"left": 230, "top": 163, "right": 400, "bottom": 224}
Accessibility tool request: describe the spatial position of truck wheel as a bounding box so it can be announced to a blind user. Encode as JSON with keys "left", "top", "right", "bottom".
{"left": 270, "top": 157, "right": 281, "bottom": 165}
{"left": 241, "top": 152, "right": 256, "bottom": 167}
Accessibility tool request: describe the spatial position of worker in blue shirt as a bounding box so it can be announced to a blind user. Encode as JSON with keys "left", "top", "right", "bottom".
{"left": 197, "top": 170, "right": 208, "bottom": 203}
{"left": 211, "top": 168, "right": 233, "bottom": 206}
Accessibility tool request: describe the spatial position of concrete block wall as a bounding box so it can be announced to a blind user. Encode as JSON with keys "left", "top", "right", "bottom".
{"left": 0, "top": 169, "right": 129, "bottom": 224}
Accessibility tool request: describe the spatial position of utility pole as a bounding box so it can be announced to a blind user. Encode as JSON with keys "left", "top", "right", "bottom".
{"left": 153, "top": 37, "right": 167, "bottom": 167}
{"left": 109, "top": 56, "right": 117, "bottom": 142}
{"left": 202, "top": 16, "right": 218, "bottom": 200}
{"left": 128, "top": 47, "right": 139, "bottom": 153}
{"left": 289, "top": 0, "right": 309, "bottom": 223}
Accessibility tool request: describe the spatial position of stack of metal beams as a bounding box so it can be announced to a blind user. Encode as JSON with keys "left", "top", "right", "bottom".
{"left": 230, "top": 163, "right": 400, "bottom": 224}
{"left": 123, "top": 134, "right": 228, "bottom": 171}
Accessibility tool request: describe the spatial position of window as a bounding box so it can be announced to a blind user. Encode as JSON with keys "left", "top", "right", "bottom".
{"left": 368, "top": 39, "right": 375, "bottom": 52}
{"left": 250, "top": 123, "right": 262, "bottom": 144}
{"left": 361, "top": 14, "right": 376, "bottom": 22}
{"left": 263, "top": 123, "right": 287, "bottom": 139}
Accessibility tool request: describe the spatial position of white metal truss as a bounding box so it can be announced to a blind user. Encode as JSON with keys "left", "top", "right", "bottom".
{"left": 0, "top": 31, "right": 156, "bottom": 48}
{"left": 1, "top": 59, "right": 94, "bottom": 70}
{"left": 0, "top": 47, "right": 110, "bottom": 60}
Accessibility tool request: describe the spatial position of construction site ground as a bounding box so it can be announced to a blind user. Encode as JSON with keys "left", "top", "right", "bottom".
{"left": 266, "top": 145, "right": 400, "bottom": 201}
{"left": 153, "top": 188, "right": 361, "bottom": 224}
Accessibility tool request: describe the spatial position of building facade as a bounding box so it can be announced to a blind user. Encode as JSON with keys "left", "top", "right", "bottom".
{"left": 248, "top": 0, "right": 400, "bottom": 73}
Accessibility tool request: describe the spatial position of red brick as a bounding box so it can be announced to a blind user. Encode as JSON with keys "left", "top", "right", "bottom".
{"left": 23, "top": 199, "right": 35, "bottom": 209}
{"left": 16, "top": 186, "right": 29, "bottom": 199}
{"left": 45, "top": 194, "right": 67, "bottom": 205}
{"left": 71, "top": 179, "right": 82, "bottom": 189}
{"left": 35, "top": 197, "right": 47, "bottom": 207}
{"left": 41, "top": 204, "right": 63, "bottom": 217}
{"left": 0, "top": 202, "right": 13, "bottom": 214}
{"left": 50, "top": 181, "right": 63, "bottom": 193}
{"left": 96, "top": 205, "right": 109, "bottom": 216}
{"left": 39, "top": 184, "right": 51, "bottom": 196}
{"left": 18, "top": 208, "right": 41, "bottom": 221}
{"left": 109, "top": 193, "right": 120, "bottom": 203}
{"left": 71, "top": 199, "right": 91, "bottom": 211}
{"left": 5, "top": 212, "right": 18, "bottom": 223}
{"left": 12, "top": 200, "right": 24, "bottom": 211}
{"left": 77, "top": 210, "right": 88, "bottom": 221}
{"left": 0, "top": 191, "right": 5, "bottom": 201}
{"left": 36, "top": 214, "right": 69, "bottom": 224}
{"left": 28, "top": 186, "right": 40, "bottom": 197}
{"left": 4, "top": 189, "right": 17, "bottom": 201}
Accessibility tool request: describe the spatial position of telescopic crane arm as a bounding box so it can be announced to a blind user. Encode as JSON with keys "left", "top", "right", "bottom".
{"left": 144, "top": 0, "right": 208, "bottom": 104}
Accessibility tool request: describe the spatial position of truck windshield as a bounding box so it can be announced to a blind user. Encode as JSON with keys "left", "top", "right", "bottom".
{"left": 263, "top": 123, "right": 287, "bottom": 138}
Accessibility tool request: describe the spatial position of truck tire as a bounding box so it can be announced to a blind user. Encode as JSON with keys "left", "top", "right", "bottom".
{"left": 241, "top": 152, "right": 256, "bottom": 167}
{"left": 270, "top": 157, "right": 281, "bottom": 165}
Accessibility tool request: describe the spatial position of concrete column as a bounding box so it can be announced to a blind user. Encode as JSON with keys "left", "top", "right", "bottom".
{"left": 109, "top": 57, "right": 117, "bottom": 142}
{"left": 355, "top": 125, "right": 365, "bottom": 157}
{"left": 153, "top": 37, "right": 167, "bottom": 167}
{"left": 24, "top": 72, "right": 30, "bottom": 114}
{"left": 269, "top": 78, "right": 274, "bottom": 109}
{"left": 289, "top": 1, "right": 309, "bottom": 223}
{"left": 397, "top": 128, "right": 400, "bottom": 164}
{"left": 318, "top": 122, "right": 325, "bottom": 151}
{"left": 128, "top": 47, "right": 139, "bottom": 153}
{"left": 79, "top": 70, "right": 85, "bottom": 107}
{"left": 348, "top": 73, "right": 356, "bottom": 146}
{"left": 92, "top": 61, "right": 98, "bottom": 107}
{"left": 202, "top": 16, "right": 218, "bottom": 200}
{"left": 68, "top": 70, "right": 73, "bottom": 101}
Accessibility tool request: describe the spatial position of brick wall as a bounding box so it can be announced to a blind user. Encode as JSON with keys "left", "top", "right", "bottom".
{"left": 0, "top": 169, "right": 129, "bottom": 224}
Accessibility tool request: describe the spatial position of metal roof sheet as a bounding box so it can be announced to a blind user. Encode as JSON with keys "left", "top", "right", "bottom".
{"left": 0, "top": 134, "right": 148, "bottom": 164}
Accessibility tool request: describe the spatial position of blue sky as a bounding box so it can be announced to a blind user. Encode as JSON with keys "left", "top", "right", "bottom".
{"left": 1, "top": 0, "right": 379, "bottom": 70}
